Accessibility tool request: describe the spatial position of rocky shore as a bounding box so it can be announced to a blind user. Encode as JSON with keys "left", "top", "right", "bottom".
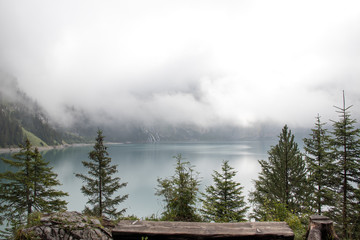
{"left": 0, "top": 143, "right": 92, "bottom": 154}
{"left": 19, "top": 211, "right": 114, "bottom": 240}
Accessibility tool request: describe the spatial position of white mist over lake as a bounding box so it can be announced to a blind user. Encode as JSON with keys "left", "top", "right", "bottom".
{"left": 1, "top": 1, "right": 360, "bottom": 129}
{"left": 0, "top": 141, "right": 277, "bottom": 218}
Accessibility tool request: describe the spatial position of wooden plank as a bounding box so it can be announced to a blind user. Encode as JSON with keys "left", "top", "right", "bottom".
{"left": 112, "top": 220, "right": 294, "bottom": 240}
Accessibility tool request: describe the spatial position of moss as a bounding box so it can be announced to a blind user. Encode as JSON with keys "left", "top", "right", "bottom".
{"left": 27, "top": 212, "right": 42, "bottom": 228}
{"left": 285, "top": 213, "right": 307, "bottom": 240}
{"left": 14, "top": 229, "right": 41, "bottom": 240}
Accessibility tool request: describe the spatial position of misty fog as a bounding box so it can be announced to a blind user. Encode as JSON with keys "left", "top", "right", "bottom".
{"left": 0, "top": 0, "right": 360, "bottom": 131}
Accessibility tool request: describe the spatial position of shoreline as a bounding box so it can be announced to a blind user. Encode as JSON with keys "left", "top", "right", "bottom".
{"left": 0, "top": 143, "right": 93, "bottom": 154}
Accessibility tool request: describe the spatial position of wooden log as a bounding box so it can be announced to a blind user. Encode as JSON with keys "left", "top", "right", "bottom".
{"left": 306, "top": 215, "right": 339, "bottom": 240}
{"left": 112, "top": 220, "right": 294, "bottom": 240}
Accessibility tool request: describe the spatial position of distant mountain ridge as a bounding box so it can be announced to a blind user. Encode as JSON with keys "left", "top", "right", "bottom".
{"left": 1, "top": 71, "right": 309, "bottom": 147}
{"left": 0, "top": 71, "right": 83, "bottom": 147}
{"left": 61, "top": 104, "right": 298, "bottom": 143}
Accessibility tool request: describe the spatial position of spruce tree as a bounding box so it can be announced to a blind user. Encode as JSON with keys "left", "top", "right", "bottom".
{"left": 353, "top": 184, "right": 360, "bottom": 236}
{"left": 0, "top": 139, "right": 67, "bottom": 234}
{"left": 329, "top": 92, "right": 360, "bottom": 238}
{"left": 156, "top": 154, "right": 200, "bottom": 221}
{"left": 75, "top": 130, "right": 128, "bottom": 219}
{"left": 0, "top": 139, "right": 33, "bottom": 227}
{"left": 303, "top": 114, "right": 334, "bottom": 215}
{"left": 249, "top": 125, "right": 310, "bottom": 220}
{"left": 31, "top": 148, "right": 68, "bottom": 213}
{"left": 201, "top": 160, "right": 248, "bottom": 222}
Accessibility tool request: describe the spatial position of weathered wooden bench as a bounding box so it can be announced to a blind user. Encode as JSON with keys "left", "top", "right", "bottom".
{"left": 112, "top": 220, "right": 294, "bottom": 240}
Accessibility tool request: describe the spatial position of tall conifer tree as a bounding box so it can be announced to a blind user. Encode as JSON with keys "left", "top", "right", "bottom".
{"left": 201, "top": 160, "right": 248, "bottom": 222}
{"left": 303, "top": 114, "right": 334, "bottom": 215}
{"left": 0, "top": 139, "right": 33, "bottom": 227}
{"left": 31, "top": 148, "right": 68, "bottom": 213}
{"left": 250, "top": 125, "right": 310, "bottom": 220}
{"left": 329, "top": 91, "right": 360, "bottom": 238}
{"left": 156, "top": 154, "right": 200, "bottom": 221}
{"left": 0, "top": 139, "right": 67, "bottom": 235}
{"left": 354, "top": 184, "right": 360, "bottom": 236}
{"left": 75, "top": 130, "right": 128, "bottom": 219}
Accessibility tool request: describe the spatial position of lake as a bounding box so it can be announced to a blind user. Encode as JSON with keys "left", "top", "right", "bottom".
{"left": 0, "top": 141, "right": 277, "bottom": 219}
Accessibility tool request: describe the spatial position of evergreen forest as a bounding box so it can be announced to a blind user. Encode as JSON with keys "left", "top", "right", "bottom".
{"left": 0, "top": 74, "right": 83, "bottom": 148}
{"left": 0, "top": 92, "right": 359, "bottom": 240}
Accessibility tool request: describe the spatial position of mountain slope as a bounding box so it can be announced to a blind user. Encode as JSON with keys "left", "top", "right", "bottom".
{"left": 0, "top": 71, "right": 83, "bottom": 147}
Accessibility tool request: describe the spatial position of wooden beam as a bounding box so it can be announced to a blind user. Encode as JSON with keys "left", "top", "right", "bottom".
{"left": 112, "top": 220, "right": 294, "bottom": 240}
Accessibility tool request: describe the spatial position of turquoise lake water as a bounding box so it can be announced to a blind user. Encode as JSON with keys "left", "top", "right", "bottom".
{"left": 0, "top": 141, "right": 276, "bottom": 219}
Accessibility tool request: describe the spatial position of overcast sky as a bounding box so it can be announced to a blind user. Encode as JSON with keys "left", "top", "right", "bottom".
{"left": 0, "top": 0, "right": 359, "bottom": 128}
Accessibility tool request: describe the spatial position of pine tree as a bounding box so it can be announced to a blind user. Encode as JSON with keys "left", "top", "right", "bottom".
{"left": 156, "top": 154, "right": 200, "bottom": 221}
{"left": 75, "top": 129, "right": 128, "bottom": 219}
{"left": 0, "top": 139, "right": 33, "bottom": 227}
{"left": 31, "top": 148, "right": 68, "bottom": 213}
{"left": 249, "top": 125, "right": 310, "bottom": 220}
{"left": 0, "top": 139, "right": 68, "bottom": 234}
{"left": 303, "top": 114, "right": 334, "bottom": 215}
{"left": 201, "top": 160, "right": 248, "bottom": 222}
{"left": 353, "top": 184, "right": 360, "bottom": 236}
{"left": 329, "top": 91, "right": 360, "bottom": 238}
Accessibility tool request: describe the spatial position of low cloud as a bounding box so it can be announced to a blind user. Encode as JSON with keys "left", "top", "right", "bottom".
{"left": 1, "top": 0, "right": 360, "bottom": 129}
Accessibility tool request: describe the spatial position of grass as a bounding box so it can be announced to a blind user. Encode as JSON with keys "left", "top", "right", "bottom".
{"left": 22, "top": 128, "right": 48, "bottom": 147}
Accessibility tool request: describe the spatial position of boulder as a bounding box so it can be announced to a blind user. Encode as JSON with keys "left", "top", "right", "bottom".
{"left": 19, "top": 211, "right": 114, "bottom": 240}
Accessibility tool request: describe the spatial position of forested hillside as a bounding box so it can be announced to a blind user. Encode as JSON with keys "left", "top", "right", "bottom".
{"left": 62, "top": 104, "right": 298, "bottom": 143}
{"left": 0, "top": 71, "right": 83, "bottom": 147}
{"left": 0, "top": 70, "right": 307, "bottom": 146}
{"left": 0, "top": 104, "right": 23, "bottom": 146}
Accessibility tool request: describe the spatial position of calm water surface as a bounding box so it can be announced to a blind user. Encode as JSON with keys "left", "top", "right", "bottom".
{"left": 0, "top": 141, "right": 276, "bottom": 218}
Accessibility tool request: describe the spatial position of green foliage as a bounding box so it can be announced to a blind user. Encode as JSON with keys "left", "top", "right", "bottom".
{"left": 22, "top": 128, "right": 48, "bottom": 147}
{"left": 250, "top": 125, "right": 311, "bottom": 220}
{"left": 144, "top": 214, "right": 160, "bottom": 221}
{"left": 75, "top": 129, "right": 128, "bottom": 219}
{"left": 0, "top": 104, "right": 23, "bottom": 147}
{"left": 0, "top": 77, "right": 84, "bottom": 147}
{"left": 257, "top": 200, "right": 306, "bottom": 240}
{"left": 31, "top": 148, "right": 68, "bottom": 213}
{"left": 26, "top": 212, "right": 42, "bottom": 228}
{"left": 12, "top": 212, "right": 44, "bottom": 240}
{"left": 303, "top": 114, "right": 334, "bottom": 215}
{"left": 0, "top": 218, "right": 24, "bottom": 240}
{"left": 118, "top": 215, "right": 139, "bottom": 221}
{"left": 0, "top": 139, "right": 68, "bottom": 238}
{"left": 328, "top": 92, "right": 360, "bottom": 239}
{"left": 156, "top": 154, "right": 201, "bottom": 222}
{"left": 285, "top": 213, "right": 307, "bottom": 240}
{"left": 12, "top": 105, "right": 63, "bottom": 146}
{"left": 352, "top": 184, "right": 360, "bottom": 236}
{"left": 201, "top": 160, "right": 248, "bottom": 222}
{"left": 249, "top": 126, "right": 313, "bottom": 238}
{"left": 259, "top": 199, "right": 288, "bottom": 222}
{"left": 14, "top": 230, "right": 40, "bottom": 240}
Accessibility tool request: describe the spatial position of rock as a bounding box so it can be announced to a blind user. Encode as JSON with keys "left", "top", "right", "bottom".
{"left": 19, "top": 211, "right": 114, "bottom": 240}
{"left": 91, "top": 218, "right": 102, "bottom": 226}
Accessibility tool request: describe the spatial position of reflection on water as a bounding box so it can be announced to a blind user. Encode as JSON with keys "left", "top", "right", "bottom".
{"left": 0, "top": 141, "right": 275, "bottom": 218}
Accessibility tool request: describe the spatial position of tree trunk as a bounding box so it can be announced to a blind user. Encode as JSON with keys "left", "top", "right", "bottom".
{"left": 99, "top": 161, "right": 102, "bottom": 217}
{"left": 306, "top": 215, "right": 339, "bottom": 240}
{"left": 342, "top": 92, "right": 347, "bottom": 237}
